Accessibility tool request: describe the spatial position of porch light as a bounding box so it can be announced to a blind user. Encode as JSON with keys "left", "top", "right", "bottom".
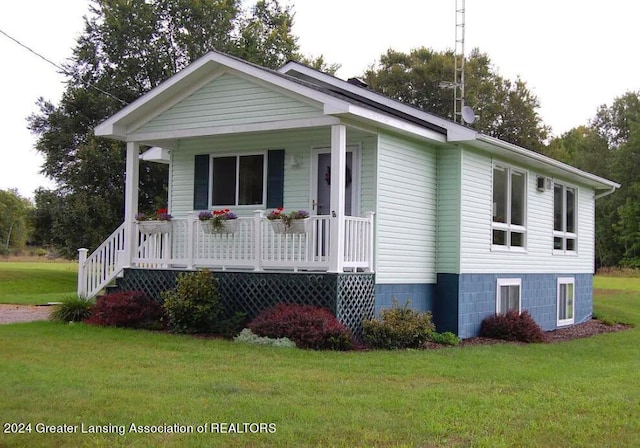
{"left": 286, "top": 153, "right": 302, "bottom": 169}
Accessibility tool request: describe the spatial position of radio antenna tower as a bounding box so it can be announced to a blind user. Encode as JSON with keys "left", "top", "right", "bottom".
{"left": 454, "top": 0, "right": 466, "bottom": 124}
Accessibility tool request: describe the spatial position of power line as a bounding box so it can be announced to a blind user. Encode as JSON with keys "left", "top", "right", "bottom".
{"left": 0, "top": 27, "right": 128, "bottom": 106}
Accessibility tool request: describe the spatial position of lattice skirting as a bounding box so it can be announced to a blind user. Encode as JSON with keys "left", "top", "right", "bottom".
{"left": 109, "top": 269, "right": 375, "bottom": 336}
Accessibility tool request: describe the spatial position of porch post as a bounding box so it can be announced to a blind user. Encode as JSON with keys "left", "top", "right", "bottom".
{"left": 124, "top": 141, "right": 140, "bottom": 268}
{"left": 329, "top": 124, "right": 346, "bottom": 272}
{"left": 77, "top": 248, "right": 88, "bottom": 297}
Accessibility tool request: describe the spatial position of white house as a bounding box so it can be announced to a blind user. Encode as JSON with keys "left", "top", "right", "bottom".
{"left": 79, "top": 51, "right": 619, "bottom": 338}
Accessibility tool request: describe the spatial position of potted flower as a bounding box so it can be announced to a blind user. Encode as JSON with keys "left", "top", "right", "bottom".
{"left": 266, "top": 207, "right": 310, "bottom": 234}
{"left": 135, "top": 208, "right": 173, "bottom": 235}
{"left": 199, "top": 209, "right": 238, "bottom": 234}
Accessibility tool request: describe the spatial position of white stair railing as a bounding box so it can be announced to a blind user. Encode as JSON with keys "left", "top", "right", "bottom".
{"left": 77, "top": 223, "right": 127, "bottom": 298}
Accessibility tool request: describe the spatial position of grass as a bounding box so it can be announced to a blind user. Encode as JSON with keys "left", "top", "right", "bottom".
{"left": 0, "top": 261, "right": 77, "bottom": 305}
{"left": 0, "top": 271, "right": 639, "bottom": 447}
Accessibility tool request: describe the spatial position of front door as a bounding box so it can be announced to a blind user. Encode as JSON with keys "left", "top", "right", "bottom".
{"left": 313, "top": 149, "right": 356, "bottom": 216}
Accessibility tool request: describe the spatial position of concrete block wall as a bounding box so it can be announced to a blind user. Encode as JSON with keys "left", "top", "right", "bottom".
{"left": 374, "top": 283, "right": 435, "bottom": 315}
{"left": 456, "top": 273, "right": 593, "bottom": 339}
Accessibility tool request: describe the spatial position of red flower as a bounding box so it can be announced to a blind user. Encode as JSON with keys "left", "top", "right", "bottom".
{"left": 157, "top": 208, "right": 168, "bottom": 214}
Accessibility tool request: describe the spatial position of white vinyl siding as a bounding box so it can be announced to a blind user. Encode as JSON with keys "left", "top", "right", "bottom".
{"left": 169, "top": 128, "right": 375, "bottom": 217}
{"left": 436, "top": 148, "right": 462, "bottom": 273}
{"left": 376, "top": 132, "right": 437, "bottom": 284}
{"left": 134, "top": 72, "right": 324, "bottom": 135}
{"left": 459, "top": 149, "right": 596, "bottom": 274}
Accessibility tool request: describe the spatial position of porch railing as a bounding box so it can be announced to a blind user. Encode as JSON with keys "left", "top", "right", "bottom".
{"left": 77, "top": 223, "right": 126, "bottom": 298}
{"left": 133, "top": 212, "right": 375, "bottom": 271}
{"left": 78, "top": 212, "right": 374, "bottom": 298}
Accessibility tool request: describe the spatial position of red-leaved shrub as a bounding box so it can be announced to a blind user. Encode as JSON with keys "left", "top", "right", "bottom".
{"left": 248, "top": 303, "right": 352, "bottom": 350}
{"left": 85, "top": 291, "right": 165, "bottom": 330}
{"left": 480, "top": 310, "right": 546, "bottom": 343}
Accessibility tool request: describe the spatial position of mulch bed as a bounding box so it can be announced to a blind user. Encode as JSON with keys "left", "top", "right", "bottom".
{"left": 460, "top": 318, "right": 632, "bottom": 347}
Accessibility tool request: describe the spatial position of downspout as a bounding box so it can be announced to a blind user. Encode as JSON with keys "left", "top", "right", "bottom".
{"left": 595, "top": 186, "right": 618, "bottom": 200}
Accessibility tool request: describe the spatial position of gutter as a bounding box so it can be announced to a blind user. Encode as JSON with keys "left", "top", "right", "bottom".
{"left": 476, "top": 134, "right": 621, "bottom": 193}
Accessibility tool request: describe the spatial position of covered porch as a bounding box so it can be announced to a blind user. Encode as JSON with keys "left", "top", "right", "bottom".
{"left": 77, "top": 124, "right": 377, "bottom": 298}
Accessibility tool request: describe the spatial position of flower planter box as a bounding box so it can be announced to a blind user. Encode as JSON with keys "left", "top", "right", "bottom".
{"left": 137, "top": 220, "right": 172, "bottom": 235}
{"left": 201, "top": 219, "right": 239, "bottom": 234}
{"left": 269, "top": 218, "right": 310, "bottom": 234}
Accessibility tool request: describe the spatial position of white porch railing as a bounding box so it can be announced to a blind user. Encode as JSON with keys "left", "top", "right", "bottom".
{"left": 78, "top": 212, "right": 374, "bottom": 298}
{"left": 77, "top": 223, "right": 127, "bottom": 298}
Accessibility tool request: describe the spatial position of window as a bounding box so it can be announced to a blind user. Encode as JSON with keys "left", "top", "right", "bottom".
{"left": 211, "top": 154, "right": 265, "bottom": 206}
{"left": 496, "top": 278, "right": 521, "bottom": 314}
{"left": 492, "top": 164, "right": 526, "bottom": 248}
{"left": 557, "top": 277, "right": 575, "bottom": 326}
{"left": 553, "top": 183, "right": 577, "bottom": 252}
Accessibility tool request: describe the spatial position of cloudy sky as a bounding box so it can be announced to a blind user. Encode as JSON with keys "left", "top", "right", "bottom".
{"left": 1, "top": 0, "right": 638, "bottom": 198}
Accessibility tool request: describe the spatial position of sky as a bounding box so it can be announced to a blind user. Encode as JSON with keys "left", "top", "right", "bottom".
{"left": 1, "top": 0, "right": 638, "bottom": 199}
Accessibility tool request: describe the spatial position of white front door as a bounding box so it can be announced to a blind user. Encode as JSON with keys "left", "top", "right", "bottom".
{"left": 312, "top": 147, "right": 358, "bottom": 216}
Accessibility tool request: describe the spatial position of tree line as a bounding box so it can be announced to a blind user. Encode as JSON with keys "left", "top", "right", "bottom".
{"left": 16, "top": 0, "right": 638, "bottom": 267}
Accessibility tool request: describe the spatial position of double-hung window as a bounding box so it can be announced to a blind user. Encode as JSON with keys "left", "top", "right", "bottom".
{"left": 492, "top": 163, "right": 526, "bottom": 249}
{"left": 211, "top": 154, "right": 266, "bottom": 207}
{"left": 557, "top": 277, "right": 575, "bottom": 326}
{"left": 496, "top": 278, "right": 521, "bottom": 314}
{"left": 553, "top": 183, "right": 577, "bottom": 252}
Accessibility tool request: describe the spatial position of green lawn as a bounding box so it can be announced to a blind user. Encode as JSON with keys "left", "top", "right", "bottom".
{"left": 0, "top": 261, "right": 77, "bottom": 305}
{"left": 0, "top": 275, "right": 639, "bottom": 447}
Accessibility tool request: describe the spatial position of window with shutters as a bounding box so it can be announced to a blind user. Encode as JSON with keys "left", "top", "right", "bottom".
{"left": 210, "top": 153, "right": 266, "bottom": 207}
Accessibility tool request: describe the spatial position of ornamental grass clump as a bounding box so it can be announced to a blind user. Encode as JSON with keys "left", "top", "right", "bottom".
{"left": 84, "top": 291, "right": 165, "bottom": 330}
{"left": 234, "top": 328, "right": 297, "bottom": 348}
{"left": 480, "top": 310, "right": 547, "bottom": 343}
{"left": 248, "top": 303, "right": 352, "bottom": 350}
{"left": 50, "top": 295, "right": 94, "bottom": 323}
{"left": 362, "top": 300, "right": 435, "bottom": 349}
{"left": 161, "top": 270, "right": 222, "bottom": 334}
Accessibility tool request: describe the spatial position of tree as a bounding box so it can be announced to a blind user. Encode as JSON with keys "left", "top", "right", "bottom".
{"left": 363, "top": 47, "right": 550, "bottom": 151}
{"left": 28, "top": 0, "right": 301, "bottom": 257}
{"left": 545, "top": 126, "right": 612, "bottom": 178}
{"left": 0, "top": 189, "right": 32, "bottom": 254}
{"left": 549, "top": 91, "right": 640, "bottom": 267}
{"left": 591, "top": 92, "right": 640, "bottom": 267}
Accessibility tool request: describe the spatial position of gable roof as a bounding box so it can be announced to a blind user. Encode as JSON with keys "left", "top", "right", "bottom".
{"left": 95, "top": 50, "right": 619, "bottom": 196}
{"left": 95, "top": 50, "right": 446, "bottom": 144}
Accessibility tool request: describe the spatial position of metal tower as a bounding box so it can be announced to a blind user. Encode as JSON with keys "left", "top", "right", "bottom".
{"left": 454, "top": 0, "right": 466, "bottom": 124}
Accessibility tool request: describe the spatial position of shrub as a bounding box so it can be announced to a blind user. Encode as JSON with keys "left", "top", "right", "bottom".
{"left": 362, "top": 300, "right": 435, "bottom": 349}
{"left": 428, "top": 331, "right": 460, "bottom": 346}
{"left": 84, "top": 291, "right": 165, "bottom": 330}
{"left": 480, "top": 310, "right": 546, "bottom": 343}
{"left": 50, "top": 295, "right": 94, "bottom": 323}
{"left": 161, "top": 270, "right": 222, "bottom": 334}
{"left": 234, "top": 328, "right": 297, "bottom": 348}
{"left": 248, "top": 303, "right": 352, "bottom": 350}
{"left": 215, "top": 311, "right": 248, "bottom": 339}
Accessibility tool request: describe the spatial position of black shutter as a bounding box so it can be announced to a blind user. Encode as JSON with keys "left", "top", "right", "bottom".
{"left": 266, "top": 149, "right": 285, "bottom": 208}
{"left": 193, "top": 154, "right": 210, "bottom": 210}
